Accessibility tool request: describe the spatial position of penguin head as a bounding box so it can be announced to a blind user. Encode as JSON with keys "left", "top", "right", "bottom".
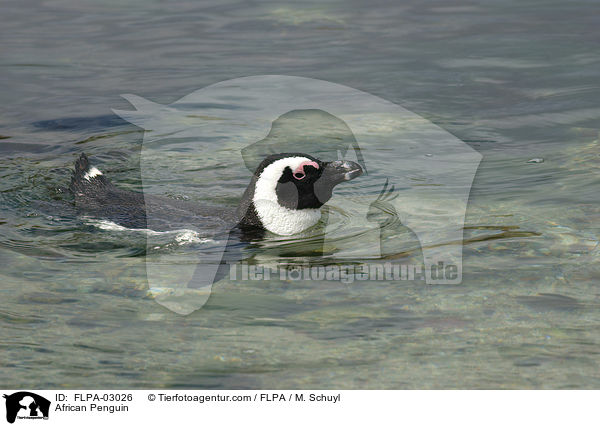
{"left": 238, "top": 153, "right": 363, "bottom": 235}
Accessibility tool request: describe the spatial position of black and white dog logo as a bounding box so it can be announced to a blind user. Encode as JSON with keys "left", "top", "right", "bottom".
{"left": 3, "top": 392, "right": 50, "bottom": 424}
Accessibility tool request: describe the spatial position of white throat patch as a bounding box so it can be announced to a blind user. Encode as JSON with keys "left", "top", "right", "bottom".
{"left": 253, "top": 157, "right": 322, "bottom": 235}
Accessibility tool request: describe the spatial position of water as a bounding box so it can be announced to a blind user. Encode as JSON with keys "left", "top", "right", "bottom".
{"left": 1, "top": 0, "right": 600, "bottom": 389}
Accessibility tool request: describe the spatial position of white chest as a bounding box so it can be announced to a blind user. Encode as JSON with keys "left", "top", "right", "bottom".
{"left": 253, "top": 199, "right": 321, "bottom": 235}
{"left": 252, "top": 156, "right": 323, "bottom": 235}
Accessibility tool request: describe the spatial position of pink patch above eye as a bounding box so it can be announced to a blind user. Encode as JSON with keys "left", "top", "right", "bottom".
{"left": 293, "top": 160, "right": 319, "bottom": 180}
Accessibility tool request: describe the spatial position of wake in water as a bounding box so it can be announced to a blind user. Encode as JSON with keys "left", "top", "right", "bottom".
{"left": 85, "top": 218, "right": 214, "bottom": 245}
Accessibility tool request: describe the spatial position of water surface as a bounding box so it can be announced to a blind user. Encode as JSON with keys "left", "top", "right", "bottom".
{"left": 1, "top": 0, "right": 600, "bottom": 389}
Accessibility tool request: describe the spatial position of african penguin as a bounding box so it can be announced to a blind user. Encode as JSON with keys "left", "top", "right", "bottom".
{"left": 70, "top": 152, "right": 362, "bottom": 236}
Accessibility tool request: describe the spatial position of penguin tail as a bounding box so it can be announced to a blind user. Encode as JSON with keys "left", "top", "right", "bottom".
{"left": 69, "top": 153, "right": 114, "bottom": 196}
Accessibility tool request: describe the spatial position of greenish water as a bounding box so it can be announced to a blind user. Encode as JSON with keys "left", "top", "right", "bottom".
{"left": 1, "top": 0, "right": 600, "bottom": 389}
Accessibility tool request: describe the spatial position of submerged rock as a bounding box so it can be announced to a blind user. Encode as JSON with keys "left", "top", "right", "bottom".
{"left": 516, "top": 293, "right": 582, "bottom": 312}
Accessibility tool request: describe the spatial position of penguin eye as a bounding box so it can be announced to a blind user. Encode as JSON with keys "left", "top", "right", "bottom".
{"left": 291, "top": 160, "right": 319, "bottom": 180}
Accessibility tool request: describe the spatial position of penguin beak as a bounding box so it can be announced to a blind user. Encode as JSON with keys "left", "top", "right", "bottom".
{"left": 323, "top": 160, "right": 363, "bottom": 183}
{"left": 313, "top": 160, "right": 363, "bottom": 203}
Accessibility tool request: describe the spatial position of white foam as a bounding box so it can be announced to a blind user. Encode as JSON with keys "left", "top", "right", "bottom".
{"left": 85, "top": 219, "right": 213, "bottom": 245}
{"left": 175, "top": 230, "right": 211, "bottom": 244}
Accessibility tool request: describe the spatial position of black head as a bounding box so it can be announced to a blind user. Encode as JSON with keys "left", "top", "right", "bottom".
{"left": 238, "top": 153, "right": 363, "bottom": 234}
{"left": 253, "top": 153, "right": 363, "bottom": 210}
{"left": 272, "top": 153, "right": 326, "bottom": 209}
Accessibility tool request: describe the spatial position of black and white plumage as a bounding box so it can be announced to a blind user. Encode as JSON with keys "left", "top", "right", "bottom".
{"left": 70, "top": 153, "right": 234, "bottom": 233}
{"left": 70, "top": 152, "right": 362, "bottom": 236}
